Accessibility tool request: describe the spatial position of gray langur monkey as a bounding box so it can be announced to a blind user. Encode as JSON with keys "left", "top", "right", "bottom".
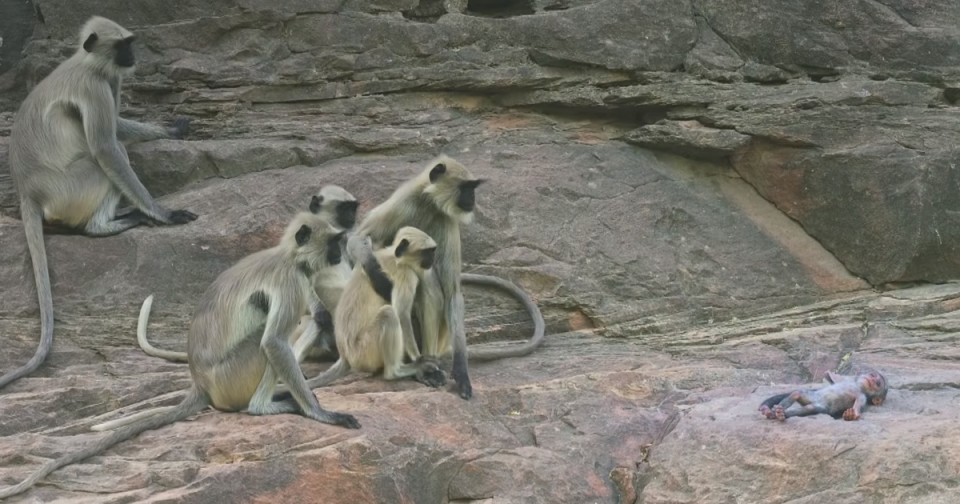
{"left": 300, "top": 227, "right": 448, "bottom": 388}
{"left": 291, "top": 185, "right": 360, "bottom": 362}
{"left": 135, "top": 185, "right": 360, "bottom": 364}
{"left": 335, "top": 155, "right": 546, "bottom": 400}
{"left": 0, "top": 212, "right": 360, "bottom": 500}
{"left": 1, "top": 16, "right": 198, "bottom": 389}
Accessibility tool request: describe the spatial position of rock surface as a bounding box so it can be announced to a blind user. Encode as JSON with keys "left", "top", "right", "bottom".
{"left": 0, "top": 1, "right": 959, "bottom": 503}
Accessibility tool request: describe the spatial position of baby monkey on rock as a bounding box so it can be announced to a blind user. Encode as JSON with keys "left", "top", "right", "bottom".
{"left": 759, "top": 370, "right": 887, "bottom": 421}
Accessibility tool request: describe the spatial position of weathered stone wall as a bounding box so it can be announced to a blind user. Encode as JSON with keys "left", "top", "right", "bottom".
{"left": 1, "top": 1, "right": 959, "bottom": 503}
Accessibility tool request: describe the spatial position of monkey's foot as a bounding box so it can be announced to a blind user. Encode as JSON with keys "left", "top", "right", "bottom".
{"left": 166, "top": 209, "right": 199, "bottom": 224}
{"left": 414, "top": 356, "right": 447, "bottom": 388}
{"left": 759, "top": 405, "right": 778, "bottom": 420}
{"left": 773, "top": 405, "right": 786, "bottom": 421}
{"left": 113, "top": 209, "right": 156, "bottom": 227}
{"left": 842, "top": 408, "right": 861, "bottom": 421}
{"left": 417, "top": 368, "right": 447, "bottom": 388}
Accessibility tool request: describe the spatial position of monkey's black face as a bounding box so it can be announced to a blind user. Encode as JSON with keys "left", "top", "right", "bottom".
{"left": 419, "top": 248, "right": 436, "bottom": 270}
{"left": 456, "top": 179, "right": 485, "bottom": 213}
{"left": 114, "top": 36, "right": 136, "bottom": 68}
{"left": 326, "top": 235, "right": 344, "bottom": 265}
{"left": 336, "top": 201, "right": 359, "bottom": 230}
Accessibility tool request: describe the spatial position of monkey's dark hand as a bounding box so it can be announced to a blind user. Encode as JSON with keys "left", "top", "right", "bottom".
{"left": 842, "top": 408, "right": 861, "bottom": 421}
{"left": 414, "top": 356, "right": 447, "bottom": 388}
{"left": 165, "top": 209, "right": 199, "bottom": 225}
{"left": 313, "top": 305, "right": 334, "bottom": 334}
{"left": 169, "top": 117, "right": 192, "bottom": 140}
{"left": 452, "top": 365, "right": 473, "bottom": 400}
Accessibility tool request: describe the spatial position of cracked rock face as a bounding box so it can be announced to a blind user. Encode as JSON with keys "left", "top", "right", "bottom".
{"left": 1, "top": 1, "right": 960, "bottom": 503}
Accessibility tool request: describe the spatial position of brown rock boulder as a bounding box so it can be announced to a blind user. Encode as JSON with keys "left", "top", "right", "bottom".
{"left": 1, "top": 0, "right": 959, "bottom": 502}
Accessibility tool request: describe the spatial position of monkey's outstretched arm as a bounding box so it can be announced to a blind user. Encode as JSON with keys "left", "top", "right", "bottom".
{"left": 257, "top": 298, "right": 359, "bottom": 428}
{"left": 843, "top": 393, "right": 867, "bottom": 421}
{"left": 117, "top": 117, "right": 190, "bottom": 143}
{"left": 79, "top": 90, "right": 187, "bottom": 224}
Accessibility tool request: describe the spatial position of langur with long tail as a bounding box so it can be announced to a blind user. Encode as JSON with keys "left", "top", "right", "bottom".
{"left": 332, "top": 155, "right": 546, "bottom": 399}
{"left": 0, "top": 212, "right": 359, "bottom": 500}
{"left": 298, "top": 227, "right": 448, "bottom": 389}
{"left": 136, "top": 185, "right": 359, "bottom": 364}
{"left": 2, "top": 16, "right": 197, "bottom": 389}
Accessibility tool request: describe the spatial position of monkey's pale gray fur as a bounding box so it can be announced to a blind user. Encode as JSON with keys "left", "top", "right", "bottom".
{"left": 2, "top": 16, "right": 196, "bottom": 389}
{"left": 306, "top": 227, "right": 447, "bottom": 388}
{"left": 0, "top": 212, "right": 359, "bottom": 500}
{"left": 327, "top": 155, "right": 546, "bottom": 400}
{"left": 136, "top": 185, "right": 358, "bottom": 364}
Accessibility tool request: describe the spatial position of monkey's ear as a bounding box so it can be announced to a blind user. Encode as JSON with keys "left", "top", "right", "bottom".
{"left": 309, "top": 195, "right": 323, "bottom": 214}
{"left": 395, "top": 238, "right": 410, "bottom": 257}
{"left": 83, "top": 33, "right": 99, "bottom": 52}
{"left": 295, "top": 225, "right": 312, "bottom": 246}
{"left": 429, "top": 163, "right": 446, "bottom": 183}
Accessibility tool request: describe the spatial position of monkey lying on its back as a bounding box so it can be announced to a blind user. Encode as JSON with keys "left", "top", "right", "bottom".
{"left": 759, "top": 371, "right": 888, "bottom": 421}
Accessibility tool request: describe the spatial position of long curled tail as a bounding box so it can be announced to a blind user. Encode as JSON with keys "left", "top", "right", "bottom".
{"left": 0, "top": 388, "right": 209, "bottom": 499}
{"left": 461, "top": 273, "right": 546, "bottom": 362}
{"left": 137, "top": 295, "right": 188, "bottom": 363}
{"left": 0, "top": 199, "right": 55, "bottom": 389}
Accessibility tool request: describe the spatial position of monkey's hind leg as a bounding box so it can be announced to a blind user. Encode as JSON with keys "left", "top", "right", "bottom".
{"left": 766, "top": 391, "right": 823, "bottom": 421}
{"left": 759, "top": 393, "right": 790, "bottom": 420}
{"left": 40, "top": 156, "right": 143, "bottom": 237}
{"left": 84, "top": 190, "right": 147, "bottom": 237}
{"left": 248, "top": 366, "right": 302, "bottom": 416}
{"left": 378, "top": 306, "right": 444, "bottom": 388}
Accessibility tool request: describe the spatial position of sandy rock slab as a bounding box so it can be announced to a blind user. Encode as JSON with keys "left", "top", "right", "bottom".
{"left": 0, "top": 335, "right": 679, "bottom": 504}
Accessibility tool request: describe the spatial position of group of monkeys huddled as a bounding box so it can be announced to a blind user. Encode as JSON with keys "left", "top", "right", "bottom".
{"left": 0, "top": 15, "right": 889, "bottom": 499}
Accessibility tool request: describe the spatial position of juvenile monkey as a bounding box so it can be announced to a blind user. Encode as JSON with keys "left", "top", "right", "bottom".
{"left": 343, "top": 155, "right": 546, "bottom": 399}
{"left": 137, "top": 185, "right": 359, "bottom": 364}
{"left": 303, "top": 227, "right": 447, "bottom": 389}
{"left": 3, "top": 16, "right": 197, "bottom": 389}
{"left": 0, "top": 212, "right": 359, "bottom": 500}
{"left": 758, "top": 371, "right": 888, "bottom": 421}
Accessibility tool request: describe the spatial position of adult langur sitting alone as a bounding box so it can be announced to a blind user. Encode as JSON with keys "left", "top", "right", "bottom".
{"left": 2, "top": 16, "right": 198, "bottom": 389}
